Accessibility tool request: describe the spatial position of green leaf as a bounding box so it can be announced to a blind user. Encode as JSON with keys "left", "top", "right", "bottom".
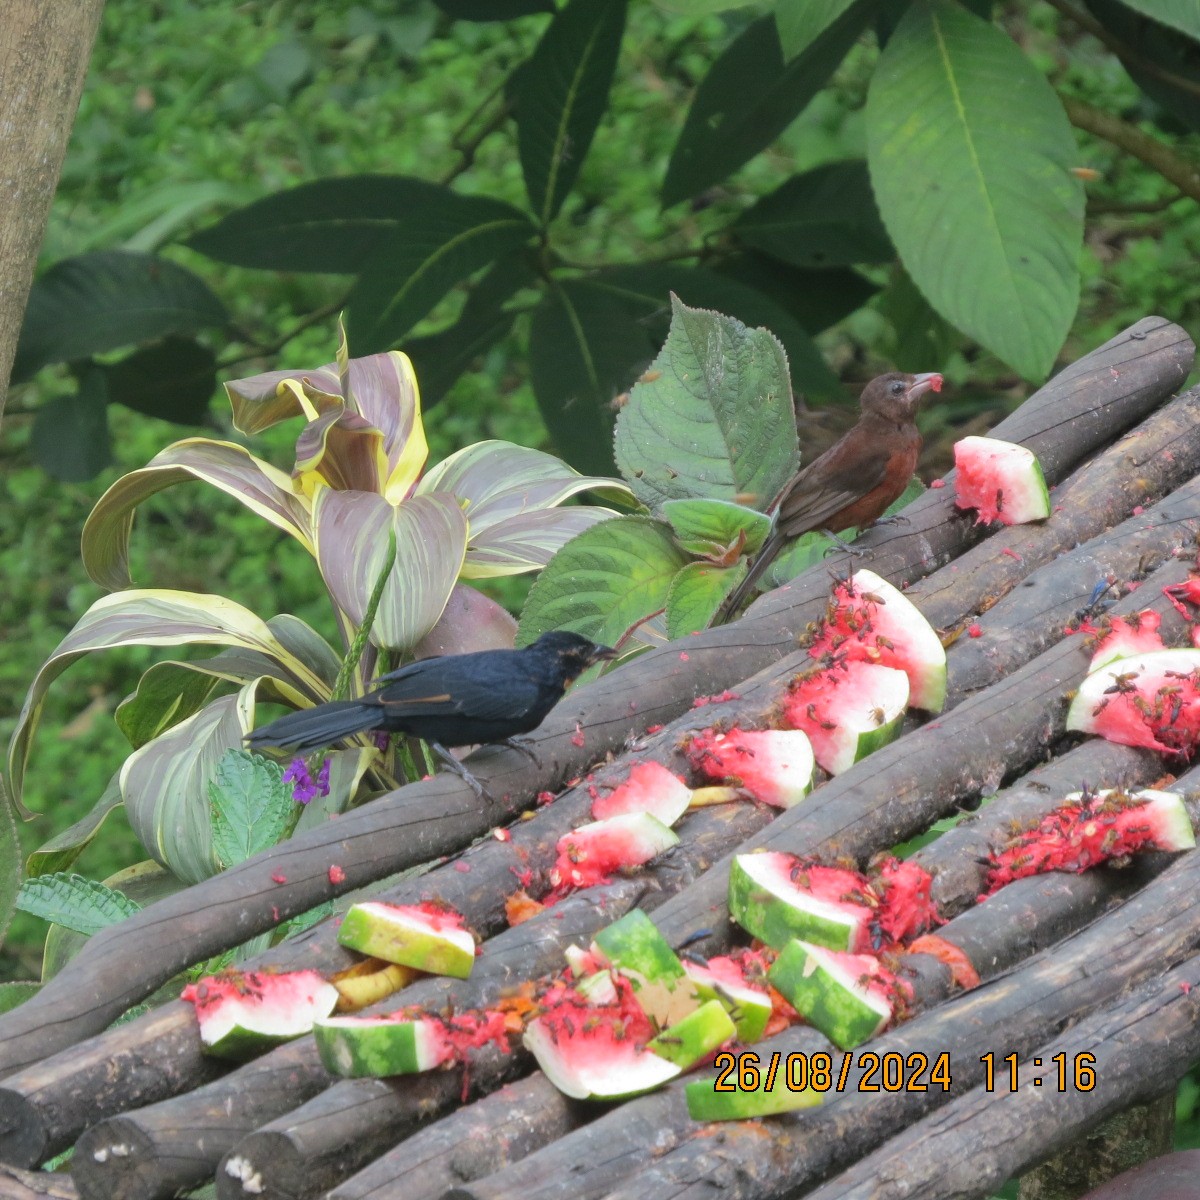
{"left": 31, "top": 367, "right": 112, "bottom": 482}
{"left": 12, "top": 251, "right": 228, "bottom": 382}
{"left": 666, "top": 560, "right": 748, "bottom": 637}
{"left": 529, "top": 280, "right": 657, "bottom": 476}
{"left": 876, "top": 270, "right": 961, "bottom": 372}
{"left": 404, "top": 257, "right": 535, "bottom": 407}
{"left": 208, "top": 751, "right": 295, "bottom": 871}
{"left": 866, "top": 0, "right": 1084, "bottom": 380}
{"left": 614, "top": 295, "right": 799, "bottom": 510}
{"left": 775, "top": 0, "right": 859, "bottom": 58}
{"left": 764, "top": 530, "right": 834, "bottom": 587}
{"left": 588, "top": 263, "right": 838, "bottom": 395}
{"left": 115, "top": 662, "right": 224, "bottom": 749}
{"left": 715, "top": 254, "right": 879, "bottom": 335}
{"left": 27, "top": 773, "right": 123, "bottom": 877}
{"left": 16, "top": 873, "right": 141, "bottom": 938}
{"left": 434, "top": 0, "right": 555, "bottom": 17}
{"left": 347, "top": 190, "right": 536, "bottom": 352}
{"left": 732, "top": 161, "right": 893, "bottom": 267}
{"left": 661, "top": 0, "right": 877, "bottom": 207}
{"left": 515, "top": 0, "right": 628, "bottom": 225}
{"left": 104, "top": 337, "right": 217, "bottom": 425}
{"left": 0, "top": 776, "right": 21, "bottom": 940}
{"left": 0, "top": 983, "right": 40, "bottom": 1014}
{"left": 661, "top": 498, "right": 771, "bottom": 557}
{"left": 1114, "top": 0, "right": 1200, "bottom": 37}
{"left": 519, "top": 516, "right": 689, "bottom": 646}
{"left": 884, "top": 473, "right": 927, "bottom": 517}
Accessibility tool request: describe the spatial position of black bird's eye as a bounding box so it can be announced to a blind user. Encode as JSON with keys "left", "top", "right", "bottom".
{"left": 890, "top": 380, "right": 905, "bottom": 396}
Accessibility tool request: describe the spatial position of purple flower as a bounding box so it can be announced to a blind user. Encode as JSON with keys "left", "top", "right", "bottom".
{"left": 283, "top": 756, "right": 331, "bottom": 805}
{"left": 372, "top": 731, "right": 390, "bottom": 752}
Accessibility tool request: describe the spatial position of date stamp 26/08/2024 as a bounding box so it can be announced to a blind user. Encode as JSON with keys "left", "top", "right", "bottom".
{"left": 711, "top": 1050, "right": 1098, "bottom": 1095}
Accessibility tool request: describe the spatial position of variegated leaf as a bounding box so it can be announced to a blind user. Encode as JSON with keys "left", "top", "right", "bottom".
{"left": 312, "top": 488, "right": 393, "bottom": 628}
{"left": 8, "top": 590, "right": 327, "bottom": 806}
{"left": 414, "top": 584, "right": 518, "bottom": 659}
{"left": 121, "top": 683, "right": 261, "bottom": 884}
{"left": 266, "top": 615, "right": 342, "bottom": 687}
{"left": 416, "top": 440, "right": 633, "bottom": 536}
{"left": 293, "top": 401, "right": 390, "bottom": 497}
{"left": 224, "top": 361, "right": 340, "bottom": 434}
{"left": 342, "top": 348, "right": 428, "bottom": 502}
{"left": 460, "top": 506, "right": 616, "bottom": 578}
{"left": 81, "top": 439, "right": 312, "bottom": 590}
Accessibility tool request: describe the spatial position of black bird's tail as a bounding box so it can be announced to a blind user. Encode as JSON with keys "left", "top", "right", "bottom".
{"left": 246, "top": 699, "right": 379, "bottom": 755}
{"left": 719, "top": 529, "right": 786, "bottom": 621}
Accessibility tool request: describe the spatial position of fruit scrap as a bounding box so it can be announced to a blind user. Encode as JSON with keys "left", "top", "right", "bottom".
{"left": 907, "top": 934, "right": 981, "bottom": 990}
{"left": 505, "top": 888, "right": 545, "bottom": 927}
{"left": 337, "top": 900, "right": 477, "bottom": 979}
{"left": 330, "top": 960, "right": 417, "bottom": 1012}
{"left": 590, "top": 760, "right": 692, "bottom": 826}
{"left": 1164, "top": 575, "right": 1200, "bottom": 619}
{"left": 868, "top": 857, "right": 943, "bottom": 944}
{"left": 1085, "top": 610, "right": 1164, "bottom": 671}
{"left": 547, "top": 812, "right": 678, "bottom": 900}
{"left": 953, "top": 436, "right": 1050, "bottom": 526}
{"left": 981, "top": 786, "right": 1194, "bottom": 896}
{"left": 685, "top": 727, "right": 814, "bottom": 808}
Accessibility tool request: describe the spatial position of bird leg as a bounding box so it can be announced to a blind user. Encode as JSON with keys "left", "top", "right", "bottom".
{"left": 428, "top": 741, "right": 490, "bottom": 800}
{"left": 499, "top": 736, "right": 541, "bottom": 766}
{"left": 822, "top": 528, "right": 869, "bottom": 558}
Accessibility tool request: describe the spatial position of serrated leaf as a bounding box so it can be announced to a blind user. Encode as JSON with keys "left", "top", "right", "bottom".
{"left": 1115, "top": 0, "right": 1200, "bottom": 37}
{"left": 775, "top": 0, "right": 859, "bottom": 58}
{"left": 666, "top": 560, "right": 747, "bottom": 637}
{"left": 104, "top": 337, "right": 217, "bottom": 425}
{"left": 614, "top": 295, "right": 799, "bottom": 510}
{"left": 661, "top": 0, "right": 876, "bottom": 207}
{"left": 31, "top": 367, "right": 112, "bottom": 482}
{"left": 515, "top": 0, "right": 628, "bottom": 225}
{"left": 346, "top": 189, "right": 536, "bottom": 352}
{"left": 518, "top": 516, "right": 689, "bottom": 646}
{"left": 529, "top": 280, "right": 657, "bottom": 475}
{"left": 732, "top": 161, "right": 893, "bottom": 268}
{"left": 16, "top": 873, "right": 141, "bottom": 938}
{"left": 209, "top": 750, "right": 295, "bottom": 871}
{"left": 866, "top": 0, "right": 1084, "bottom": 380}
{"left": 13, "top": 251, "right": 228, "bottom": 382}
{"left": 588, "top": 262, "right": 838, "bottom": 395}
{"left": 27, "top": 773, "right": 123, "bottom": 878}
{"left": 764, "top": 530, "right": 834, "bottom": 587}
{"left": 661, "top": 498, "right": 771, "bottom": 557}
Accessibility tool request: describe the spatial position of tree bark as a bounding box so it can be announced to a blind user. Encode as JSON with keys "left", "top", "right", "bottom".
{"left": 0, "top": 1, "right": 105, "bottom": 422}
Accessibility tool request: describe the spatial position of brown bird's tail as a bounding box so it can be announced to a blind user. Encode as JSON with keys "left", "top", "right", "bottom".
{"left": 246, "top": 699, "right": 379, "bottom": 755}
{"left": 719, "top": 529, "right": 788, "bottom": 621}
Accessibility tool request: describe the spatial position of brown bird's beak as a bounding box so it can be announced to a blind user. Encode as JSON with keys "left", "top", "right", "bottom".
{"left": 907, "top": 372, "right": 944, "bottom": 401}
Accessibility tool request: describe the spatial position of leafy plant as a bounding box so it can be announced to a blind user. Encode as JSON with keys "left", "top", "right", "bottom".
{"left": 8, "top": 333, "right": 628, "bottom": 887}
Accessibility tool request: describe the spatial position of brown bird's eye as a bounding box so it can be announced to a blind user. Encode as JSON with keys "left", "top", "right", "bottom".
{"left": 890, "top": 380, "right": 905, "bottom": 395}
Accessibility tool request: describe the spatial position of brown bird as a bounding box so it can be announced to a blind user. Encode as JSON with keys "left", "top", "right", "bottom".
{"left": 721, "top": 371, "right": 943, "bottom": 618}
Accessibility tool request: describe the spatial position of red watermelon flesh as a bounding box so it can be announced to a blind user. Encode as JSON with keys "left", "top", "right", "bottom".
{"left": 590, "top": 760, "right": 692, "bottom": 826}
{"left": 685, "top": 727, "right": 814, "bottom": 808}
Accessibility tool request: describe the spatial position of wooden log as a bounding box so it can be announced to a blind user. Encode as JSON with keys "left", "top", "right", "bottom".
{"left": 0, "top": 1165, "right": 78, "bottom": 1200}
{"left": 801, "top": 955, "right": 1200, "bottom": 1200}
{"left": 0, "top": 318, "right": 1186, "bottom": 1081}
{"left": 569, "top": 848, "right": 1200, "bottom": 1200}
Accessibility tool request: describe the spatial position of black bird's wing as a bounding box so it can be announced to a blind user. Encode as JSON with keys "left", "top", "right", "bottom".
{"left": 372, "top": 654, "right": 546, "bottom": 726}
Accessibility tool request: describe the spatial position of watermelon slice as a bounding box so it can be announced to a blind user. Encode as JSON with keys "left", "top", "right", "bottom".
{"left": 1085, "top": 610, "right": 1165, "bottom": 671}
{"left": 810, "top": 569, "right": 947, "bottom": 712}
{"left": 953, "top": 436, "right": 1050, "bottom": 526}
{"left": 728, "top": 852, "right": 874, "bottom": 952}
{"left": 182, "top": 969, "right": 338, "bottom": 1060}
{"left": 768, "top": 941, "right": 898, "bottom": 1050}
{"left": 550, "top": 812, "right": 679, "bottom": 895}
{"left": 868, "top": 857, "right": 942, "bottom": 944}
{"left": 983, "top": 786, "right": 1194, "bottom": 894}
{"left": 684, "top": 956, "right": 773, "bottom": 1044}
{"left": 783, "top": 660, "right": 909, "bottom": 775}
{"left": 337, "top": 901, "right": 476, "bottom": 979}
{"left": 686, "top": 1069, "right": 822, "bottom": 1121}
{"left": 590, "top": 760, "right": 692, "bottom": 826}
{"left": 591, "top": 908, "right": 701, "bottom": 1029}
{"left": 647, "top": 999, "right": 736, "bottom": 1068}
{"left": 1066, "top": 648, "right": 1200, "bottom": 754}
{"left": 685, "top": 728, "right": 814, "bottom": 808}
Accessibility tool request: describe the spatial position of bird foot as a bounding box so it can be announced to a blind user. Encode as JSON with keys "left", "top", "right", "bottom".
{"left": 500, "top": 736, "right": 541, "bottom": 766}
{"left": 428, "top": 741, "right": 491, "bottom": 801}
{"left": 821, "top": 528, "right": 869, "bottom": 558}
{"left": 871, "top": 513, "right": 910, "bottom": 528}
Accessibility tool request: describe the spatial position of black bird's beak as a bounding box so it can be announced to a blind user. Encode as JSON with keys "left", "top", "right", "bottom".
{"left": 590, "top": 644, "right": 618, "bottom": 664}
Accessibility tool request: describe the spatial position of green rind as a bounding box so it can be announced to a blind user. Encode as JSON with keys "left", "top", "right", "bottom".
{"left": 592, "top": 909, "right": 700, "bottom": 1027}
{"left": 728, "top": 853, "right": 863, "bottom": 952}
{"left": 195, "top": 980, "right": 340, "bottom": 1061}
{"left": 313, "top": 1015, "right": 441, "bottom": 1078}
{"left": 768, "top": 940, "right": 891, "bottom": 1051}
{"left": 686, "top": 1071, "right": 822, "bottom": 1121}
{"left": 523, "top": 1018, "right": 682, "bottom": 1100}
{"left": 1066, "top": 649, "right": 1200, "bottom": 737}
{"left": 684, "top": 964, "right": 772, "bottom": 1044}
{"left": 337, "top": 903, "right": 475, "bottom": 979}
{"left": 648, "top": 1000, "right": 736, "bottom": 1068}
{"left": 1062, "top": 788, "right": 1196, "bottom": 852}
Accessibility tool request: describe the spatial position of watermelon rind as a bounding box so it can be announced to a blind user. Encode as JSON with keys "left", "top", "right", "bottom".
{"left": 768, "top": 940, "right": 892, "bottom": 1051}
{"left": 687, "top": 729, "right": 814, "bottom": 809}
{"left": 648, "top": 1000, "right": 736, "bottom": 1068}
{"left": 684, "top": 961, "right": 772, "bottom": 1044}
{"left": 523, "top": 1016, "right": 681, "bottom": 1100}
{"left": 591, "top": 909, "right": 701, "bottom": 1029}
{"left": 953, "top": 435, "right": 1050, "bottom": 526}
{"left": 686, "top": 1070, "right": 822, "bottom": 1121}
{"left": 337, "top": 902, "right": 476, "bottom": 978}
{"left": 553, "top": 812, "right": 680, "bottom": 891}
{"left": 1062, "top": 788, "right": 1195, "bottom": 852}
{"left": 728, "top": 852, "right": 870, "bottom": 952}
{"left": 314, "top": 1014, "right": 445, "bottom": 1077}
{"left": 575, "top": 970, "right": 619, "bottom": 1005}
{"left": 591, "top": 760, "right": 693, "bottom": 827}
{"left": 1066, "top": 648, "right": 1200, "bottom": 753}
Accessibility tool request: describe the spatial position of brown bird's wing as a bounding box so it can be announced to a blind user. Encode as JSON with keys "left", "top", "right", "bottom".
{"left": 774, "top": 431, "right": 894, "bottom": 535}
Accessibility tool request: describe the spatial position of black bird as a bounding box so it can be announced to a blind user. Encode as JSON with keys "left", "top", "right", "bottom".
{"left": 246, "top": 631, "right": 615, "bottom": 791}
